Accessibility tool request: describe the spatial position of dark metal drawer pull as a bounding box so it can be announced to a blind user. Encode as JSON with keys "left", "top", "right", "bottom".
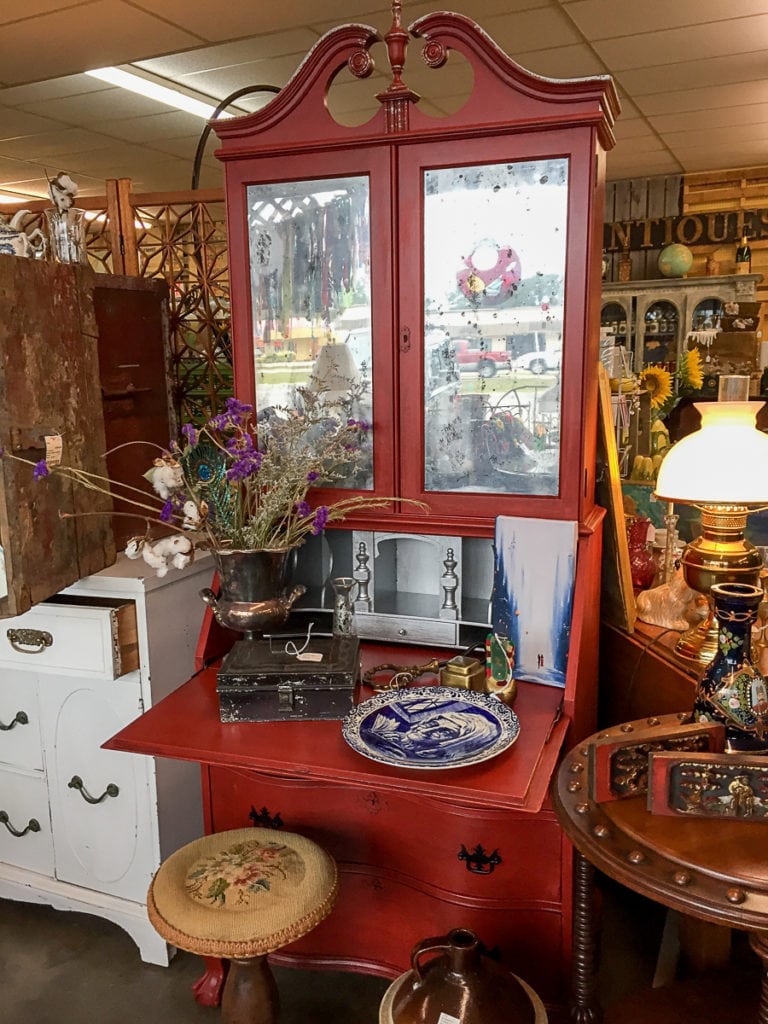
{"left": 6, "top": 628, "right": 53, "bottom": 655}
{"left": 0, "top": 710, "right": 29, "bottom": 731}
{"left": 457, "top": 843, "right": 502, "bottom": 874}
{"left": 249, "top": 806, "right": 284, "bottom": 829}
{"left": 68, "top": 775, "right": 119, "bottom": 804}
{"left": 0, "top": 810, "right": 40, "bottom": 837}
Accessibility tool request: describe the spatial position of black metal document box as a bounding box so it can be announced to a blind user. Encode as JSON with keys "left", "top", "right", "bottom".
{"left": 216, "top": 635, "right": 360, "bottom": 723}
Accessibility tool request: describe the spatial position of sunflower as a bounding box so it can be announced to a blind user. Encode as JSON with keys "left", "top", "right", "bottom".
{"left": 639, "top": 365, "right": 673, "bottom": 409}
{"left": 678, "top": 348, "right": 703, "bottom": 391}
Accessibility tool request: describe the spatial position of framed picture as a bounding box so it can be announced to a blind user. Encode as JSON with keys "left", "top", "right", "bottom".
{"left": 587, "top": 720, "right": 725, "bottom": 803}
{"left": 648, "top": 750, "right": 768, "bottom": 821}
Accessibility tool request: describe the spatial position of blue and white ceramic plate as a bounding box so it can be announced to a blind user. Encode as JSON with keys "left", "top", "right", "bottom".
{"left": 342, "top": 686, "right": 520, "bottom": 770}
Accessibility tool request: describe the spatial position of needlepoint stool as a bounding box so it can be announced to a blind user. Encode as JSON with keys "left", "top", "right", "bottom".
{"left": 147, "top": 826, "right": 338, "bottom": 1024}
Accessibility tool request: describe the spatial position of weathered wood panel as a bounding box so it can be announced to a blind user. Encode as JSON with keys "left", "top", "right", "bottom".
{"left": 683, "top": 167, "right": 768, "bottom": 338}
{"left": 0, "top": 256, "right": 115, "bottom": 616}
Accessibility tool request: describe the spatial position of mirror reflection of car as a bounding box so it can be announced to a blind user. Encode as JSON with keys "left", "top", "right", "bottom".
{"left": 452, "top": 338, "right": 511, "bottom": 378}
{"left": 510, "top": 337, "right": 562, "bottom": 375}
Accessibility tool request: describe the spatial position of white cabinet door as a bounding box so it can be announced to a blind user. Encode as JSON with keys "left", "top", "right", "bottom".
{"left": 40, "top": 677, "right": 156, "bottom": 902}
{"left": 0, "top": 767, "right": 54, "bottom": 874}
{"left": 0, "top": 669, "right": 43, "bottom": 771}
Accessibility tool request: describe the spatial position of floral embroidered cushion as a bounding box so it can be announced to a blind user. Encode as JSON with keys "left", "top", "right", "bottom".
{"left": 147, "top": 827, "right": 338, "bottom": 958}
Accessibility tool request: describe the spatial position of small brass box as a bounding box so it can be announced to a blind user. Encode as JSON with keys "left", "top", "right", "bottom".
{"left": 440, "top": 655, "right": 485, "bottom": 691}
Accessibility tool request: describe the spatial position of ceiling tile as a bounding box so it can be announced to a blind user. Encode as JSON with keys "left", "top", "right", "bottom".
{"left": 135, "top": 29, "right": 320, "bottom": 78}
{"left": 508, "top": 43, "right": 607, "bottom": 79}
{"left": 563, "top": 0, "right": 768, "bottom": 38}
{"left": 86, "top": 110, "right": 204, "bottom": 143}
{"left": 639, "top": 80, "right": 768, "bottom": 117}
{"left": 0, "top": 0, "right": 85, "bottom": 25}
{"left": 591, "top": 15, "right": 768, "bottom": 71}
{"left": 617, "top": 50, "right": 768, "bottom": 98}
{"left": 0, "top": 1, "right": 204, "bottom": 85}
{"left": 0, "top": 106, "right": 61, "bottom": 138}
{"left": 0, "top": 127, "right": 116, "bottom": 161}
{"left": 649, "top": 103, "right": 768, "bottom": 134}
{"left": 0, "top": 73, "right": 105, "bottom": 106}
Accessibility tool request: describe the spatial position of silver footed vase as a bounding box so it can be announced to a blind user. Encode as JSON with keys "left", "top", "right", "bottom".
{"left": 200, "top": 548, "right": 305, "bottom": 640}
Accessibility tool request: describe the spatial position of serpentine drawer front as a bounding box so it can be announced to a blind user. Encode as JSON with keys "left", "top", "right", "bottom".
{"left": 0, "top": 599, "right": 138, "bottom": 679}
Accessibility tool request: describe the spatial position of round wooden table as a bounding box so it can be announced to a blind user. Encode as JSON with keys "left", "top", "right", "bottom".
{"left": 551, "top": 714, "right": 768, "bottom": 1024}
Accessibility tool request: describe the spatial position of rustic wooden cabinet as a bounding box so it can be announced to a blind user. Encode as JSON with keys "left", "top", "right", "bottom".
{"left": 0, "top": 257, "right": 174, "bottom": 615}
{"left": 0, "top": 555, "right": 210, "bottom": 963}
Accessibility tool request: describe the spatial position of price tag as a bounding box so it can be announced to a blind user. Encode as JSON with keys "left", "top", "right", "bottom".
{"left": 44, "top": 434, "right": 63, "bottom": 467}
{"left": 297, "top": 651, "right": 323, "bottom": 662}
{"left": 437, "top": 1014, "right": 460, "bottom": 1024}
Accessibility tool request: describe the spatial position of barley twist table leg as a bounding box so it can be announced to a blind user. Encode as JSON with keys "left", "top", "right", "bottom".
{"left": 571, "top": 848, "right": 601, "bottom": 1024}
{"left": 748, "top": 931, "right": 768, "bottom": 1024}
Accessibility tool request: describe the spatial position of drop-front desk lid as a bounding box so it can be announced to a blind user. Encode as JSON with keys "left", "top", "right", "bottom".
{"left": 105, "top": 646, "right": 569, "bottom": 814}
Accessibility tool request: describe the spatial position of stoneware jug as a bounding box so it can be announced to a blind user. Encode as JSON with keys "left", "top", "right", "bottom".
{"left": 390, "top": 928, "right": 534, "bottom": 1024}
{"left": 0, "top": 210, "right": 46, "bottom": 258}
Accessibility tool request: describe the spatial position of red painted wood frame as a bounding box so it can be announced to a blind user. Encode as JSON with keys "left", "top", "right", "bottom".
{"left": 214, "top": 11, "right": 619, "bottom": 536}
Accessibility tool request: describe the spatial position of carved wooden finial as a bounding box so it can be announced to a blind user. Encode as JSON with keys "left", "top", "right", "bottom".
{"left": 376, "top": 0, "right": 420, "bottom": 133}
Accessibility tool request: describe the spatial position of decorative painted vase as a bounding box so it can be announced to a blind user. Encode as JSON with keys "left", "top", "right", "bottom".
{"left": 626, "top": 515, "right": 656, "bottom": 592}
{"left": 390, "top": 928, "right": 534, "bottom": 1024}
{"left": 199, "top": 547, "right": 305, "bottom": 640}
{"left": 330, "top": 576, "right": 357, "bottom": 636}
{"left": 693, "top": 582, "right": 768, "bottom": 752}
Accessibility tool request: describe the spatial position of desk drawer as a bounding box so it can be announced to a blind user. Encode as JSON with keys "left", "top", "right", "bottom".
{"left": 207, "top": 767, "right": 562, "bottom": 903}
{"left": 0, "top": 599, "right": 138, "bottom": 679}
{"left": 0, "top": 768, "right": 54, "bottom": 875}
{"left": 0, "top": 670, "right": 42, "bottom": 770}
{"left": 355, "top": 613, "right": 457, "bottom": 646}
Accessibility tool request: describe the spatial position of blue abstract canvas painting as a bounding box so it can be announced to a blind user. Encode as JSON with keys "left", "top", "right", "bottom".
{"left": 491, "top": 516, "right": 578, "bottom": 688}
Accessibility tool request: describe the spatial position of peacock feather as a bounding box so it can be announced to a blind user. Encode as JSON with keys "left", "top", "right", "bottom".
{"left": 179, "top": 440, "right": 238, "bottom": 536}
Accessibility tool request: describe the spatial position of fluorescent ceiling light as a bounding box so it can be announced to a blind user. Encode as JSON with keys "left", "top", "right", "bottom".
{"left": 86, "top": 67, "right": 233, "bottom": 120}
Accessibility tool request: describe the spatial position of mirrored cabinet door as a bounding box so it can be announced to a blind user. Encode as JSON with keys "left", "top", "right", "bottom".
{"left": 420, "top": 157, "right": 567, "bottom": 498}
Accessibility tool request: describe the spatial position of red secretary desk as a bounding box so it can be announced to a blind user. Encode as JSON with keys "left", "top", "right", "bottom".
{"left": 107, "top": 6, "right": 618, "bottom": 1011}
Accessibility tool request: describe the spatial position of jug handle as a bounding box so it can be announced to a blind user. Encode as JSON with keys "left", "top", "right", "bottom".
{"left": 411, "top": 934, "right": 452, "bottom": 980}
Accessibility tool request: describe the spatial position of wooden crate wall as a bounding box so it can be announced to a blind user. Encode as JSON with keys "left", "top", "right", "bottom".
{"left": 604, "top": 175, "right": 682, "bottom": 281}
{"left": 683, "top": 166, "right": 768, "bottom": 337}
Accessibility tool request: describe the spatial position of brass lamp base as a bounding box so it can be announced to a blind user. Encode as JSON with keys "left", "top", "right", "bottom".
{"left": 673, "top": 504, "right": 763, "bottom": 667}
{"left": 675, "top": 605, "right": 719, "bottom": 664}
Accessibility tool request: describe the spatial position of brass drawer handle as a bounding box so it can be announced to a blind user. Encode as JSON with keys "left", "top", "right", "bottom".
{"left": 6, "top": 628, "right": 53, "bottom": 655}
{"left": 0, "top": 710, "right": 29, "bottom": 731}
{"left": 0, "top": 810, "right": 40, "bottom": 838}
{"left": 68, "top": 775, "right": 119, "bottom": 804}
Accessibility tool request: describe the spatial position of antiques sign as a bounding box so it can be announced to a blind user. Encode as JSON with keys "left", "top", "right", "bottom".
{"left": 603, "top": 209, "right": 768, "bottom": 252}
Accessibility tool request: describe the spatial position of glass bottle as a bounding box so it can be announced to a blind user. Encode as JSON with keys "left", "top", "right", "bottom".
{"left": 693, "top": 582, "right": 768, "bottom": 753}
{"left": 331, "top": 577, "right": 357, "bottom": 636}
{"left": 626, "top": 515, "right": 656, "bottom": 593}
{"left": 735, "top": 233, "right": 752, "bottom": 274}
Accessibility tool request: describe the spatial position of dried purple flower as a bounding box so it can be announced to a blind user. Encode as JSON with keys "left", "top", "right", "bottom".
{"left": 160, "top": 499, "right": 174, "bottom": 523}
{"left": 306, "top": 471, "right": 320, "bottom": 482}
{"left": 311, "top": 505, "right": 330, "bottom": 535}
{"left": 33, "top": 460, "right": 49, "bottom": 480}
{"left": 181, "top": 423, "right": 198, "bottom": 445}
{"left": 294, "top": 500, "right": 312, "bottom": 517}
{"left": 226, "top": 453, "right": 262, "bottom": 481}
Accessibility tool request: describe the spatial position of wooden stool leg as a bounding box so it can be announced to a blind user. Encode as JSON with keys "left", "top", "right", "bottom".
{"left": 221, "top": 954, "right": 280, "bottom": 1024}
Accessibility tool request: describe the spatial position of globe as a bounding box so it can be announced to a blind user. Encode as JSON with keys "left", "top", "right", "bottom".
{"left": 658, "top": 243, "right": 693, "bottom": 278}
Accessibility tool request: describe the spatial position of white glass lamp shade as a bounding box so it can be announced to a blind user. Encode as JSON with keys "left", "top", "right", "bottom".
{"left": 309, "top": 343, "right": 360, "bottom": 403}
{"left": 655, "top": 401, "right": 768, "bottom": 506}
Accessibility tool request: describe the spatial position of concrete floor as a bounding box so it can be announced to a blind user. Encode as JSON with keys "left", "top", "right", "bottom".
{"left": 0, "top": 880, "right": 760, "bottom": 1023}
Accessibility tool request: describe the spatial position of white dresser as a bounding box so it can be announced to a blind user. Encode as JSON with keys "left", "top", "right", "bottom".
{"left": 0, "top": 554, "right": 212, "bottom": 964}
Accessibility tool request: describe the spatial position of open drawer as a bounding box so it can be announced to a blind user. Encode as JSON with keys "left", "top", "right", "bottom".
{"left": 0, "top": 597, "right": 138, "bottom": 679}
